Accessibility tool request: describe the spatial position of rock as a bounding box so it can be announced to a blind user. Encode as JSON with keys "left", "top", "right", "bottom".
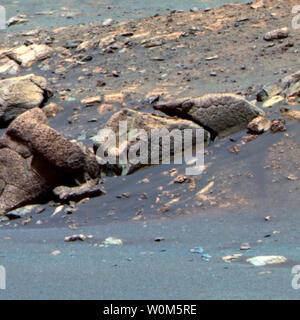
{"left": 281, "top": 70, "right": 300, "bottom": 89}
{"left": 270, "top": 119, "right": 286, "bottom": 133}
{"left": 256, "top": 88, "right": 268, "bottom": 102}
{"left": 42, "top": 102, "right": 63, "bottom": 118}
{"left": 92, "top": 108, "right": 210, "bottom": 175}
{"left": 53, "top": 180, "right": 104, "bottom": 202}
{"left": 256, "top": 83, "right": 282, "bottom": 102}
{"left": 263, "top": 27, "right": 289, "bottom": 41}
{"left": 75, "top": 40, "right": 99, "bottom": 53}
{"left": 240, "top": 242, "right": 251, "bottom": 250}
{"left": 250, "top": 0, "right": 264, "bottom": 9}
{"left": 50, "top": 250, "right": 61, "bottom": 256}
{"left": 0, "top": 74, "right": 52, "bottom": 126}
{"left": 190, "top": 247, "right": 204, "bottom": 254}
{"left": 64, "top": 234, "right": 92, "bottom": 242}
{"left": 4, "top": 204, "right": 40, "bottom": 220}
{"left": 6, "top": 15, "right": 28, "bottom": 27}
{"left": 280, "top": 107, "right": 300, "bottom": 121}
{"left": 154, "top": 93, "right": 265, "bottom": 138}
{"left": 99, "top": 35, "right": 116, "bottom": 49}
{"left": 103, "top": 237, "right": 123, "bottom": 246}
{"left": 6, "top": 44, "right": 53, "bottom": 68}
{"left": 0, "top": 108, "right": 101, "bottom": 215}
{"left": 0, "top": 55, "right": 20, "bottom": 75}
{"left": 222, "top": 254, "right": 243, "bottom": 263}
{"left": 102, "top": 18, "right": 114, "bottom": 27}
{"left": 81, "top": 96, "right": 102, "bottom": 106}
{"left": 262, "top": 95, "right": 285, "bottom": 108}
{"left": 247, "top": 116, "right": 271, "bottom": 134}
{"left": 246, "top": 255, "right": 287, "bottom": 266}
{"left": 279, "top": 70, "right": 300, "bottom": 103}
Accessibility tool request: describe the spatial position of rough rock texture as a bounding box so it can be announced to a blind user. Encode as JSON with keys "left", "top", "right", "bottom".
{"left": 53, "top": 180, "right": 104, "bottom": 202}
{"left": 154, "top": 93, "right": 265, "bottom": 138}
{"left": 93, "top": 108, "right": 210, "bottom": 175}
{"left": 263, "top": 27, "right": 289, "bottom": 41}
{"left": 0, "top": 108, "right": 100, "bottom": 214}
{"left": 5, "top": 44, "right": 53, "bottom": 68}
{"left": 247, "top": 116, "right": 271, "bottom": 134}
{"left": 0, "top": 55, "right": 20, "bottom": 75}
{"left": 0, "top": 74, "right": 52, "bottom": 126}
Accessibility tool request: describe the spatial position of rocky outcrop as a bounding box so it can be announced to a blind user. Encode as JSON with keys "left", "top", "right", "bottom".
{"left": 0, "top": 45, "right": 53, "bottom": 76}
{"left": 0, "top": 108, "right": 100, "bottom": 214}
{"left": 154, "top": 93, "right": 265, "bottom": 138}
{"left": 0, "top": 74, "right": 53, "bottom": 127}
{"left": 92, "top": 108, "right": 210, "bottom": 175}
{"left": 5, "top": 44, "right": 53, "bottom": 68}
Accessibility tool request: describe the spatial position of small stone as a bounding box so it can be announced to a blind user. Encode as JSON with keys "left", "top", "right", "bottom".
{"left": 51, "top": 250, "right": 61, "bottom": 256}
{"left": 240, "top": 242, "right": 251, "bottom": 250}
{"left": 247, "top": 255, "right": 287, "bottom": 266}
{"left": 264, "top": 28, "right": 289, "bottom": 41}
{"left": 222, "top": 254, "right": 243, "bottom": 263}
{"left": 103, "top": 237, "right": 123, "bottom": 246}
{"left": 247, "top": 116, "right": 271, "bottom": 134}
{"left": 53, "top": 181, "right": 104, "bottom": 202}
{"left": 64, "top": 234, "right": 87, "bottom": 242}
{"left": 81, "top": 96, "right": 102, "bottom": 106}
{"left": 190, "top": 247, "right": 204, "bottom": 254}
{"left": 103, "top": 18, "right": 114, "bottom": 27}
{"left": 270, "top": 119, "right": 286, "bottom": 133}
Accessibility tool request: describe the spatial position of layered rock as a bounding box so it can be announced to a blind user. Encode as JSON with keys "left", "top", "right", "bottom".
{"left": 0, "top": 108, "right": 100, "bottom": 214}
{"left": 154, "top": 93, "right": 265, "bottom": 138}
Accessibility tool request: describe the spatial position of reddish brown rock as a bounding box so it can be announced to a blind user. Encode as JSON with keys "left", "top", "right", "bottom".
{"left": 0, "top": 108, "right": 101, "bottom": 215}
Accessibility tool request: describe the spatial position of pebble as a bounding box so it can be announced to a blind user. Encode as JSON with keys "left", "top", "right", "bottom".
{"left": 103, "top": 18, "right": 114, "bottom": 27}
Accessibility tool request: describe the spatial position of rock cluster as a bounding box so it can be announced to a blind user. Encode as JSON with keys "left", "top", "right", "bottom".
{"left": 0, "top": 108, "right": 100, "bottom": 214}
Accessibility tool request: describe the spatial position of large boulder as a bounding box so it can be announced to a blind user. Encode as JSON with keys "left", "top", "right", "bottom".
{"left": 0, "top": 108, "right": 100, "bottom": 214}
{"left": 0, "top": 74, "right": 52, "bottom": 126}
{"left": 154, "top": 93, "right": 265, "bottom": 138}
{"left": 92, "top": 108, "right": 210, "bottom": 175}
